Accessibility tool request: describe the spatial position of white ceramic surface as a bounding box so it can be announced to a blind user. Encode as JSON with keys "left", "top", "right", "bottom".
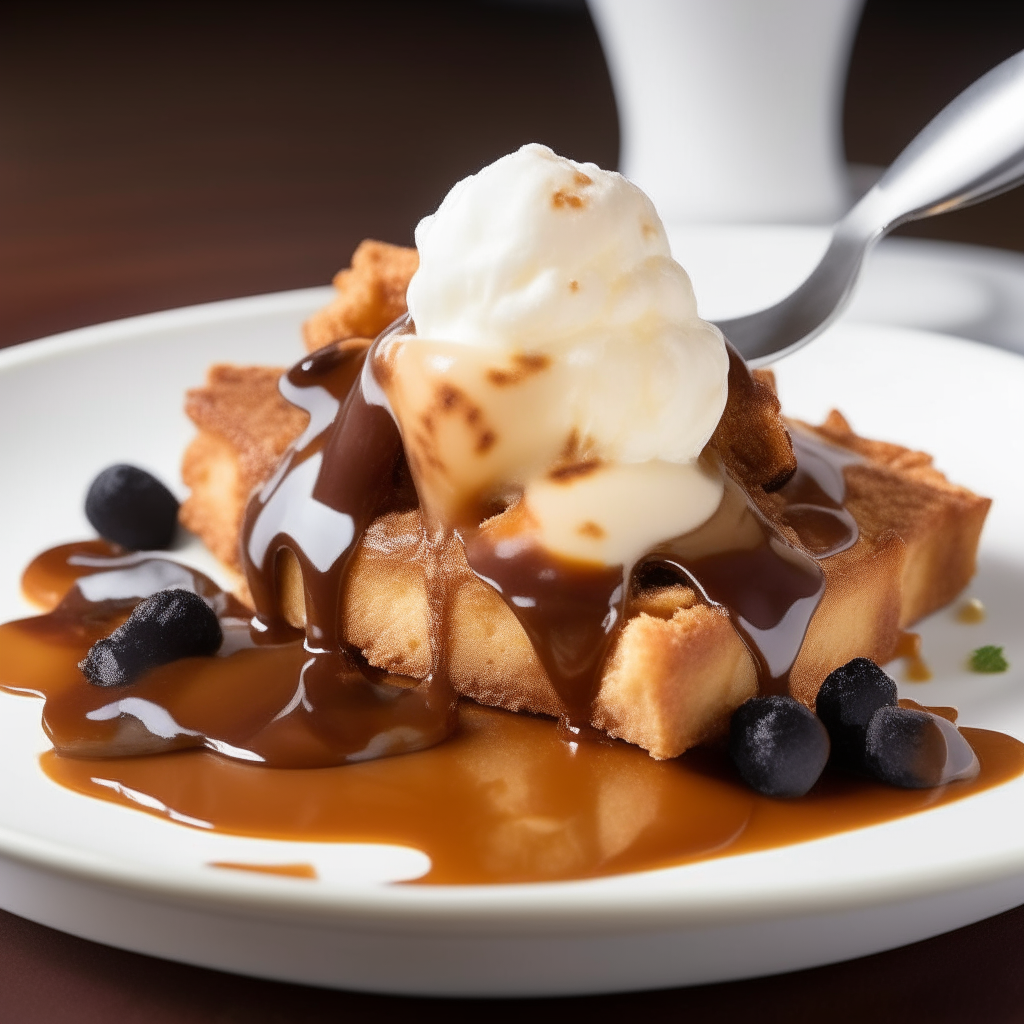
{"left": 0, "top": 289, "right": 1023, "bottom": 995}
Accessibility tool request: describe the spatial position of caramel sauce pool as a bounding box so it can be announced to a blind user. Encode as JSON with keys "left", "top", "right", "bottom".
{"left": 209, "top": 861, "right": 318, "bottom": 880}
{"left": 37, "top": 710, "right": 1023, "bottom": 886}
{"left": 5, "top": 541, "right": 1022, "bottom": 887}
{"left": 895, "top": 630, "right": 935, "bottom": 683}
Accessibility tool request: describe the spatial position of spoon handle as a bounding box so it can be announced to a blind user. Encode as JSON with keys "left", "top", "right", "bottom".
{"left": 852, "top": 48, "right": 1024, "bottom": 234}
{"left": 716, "top": 48, "right": 1024, "bottom": 366}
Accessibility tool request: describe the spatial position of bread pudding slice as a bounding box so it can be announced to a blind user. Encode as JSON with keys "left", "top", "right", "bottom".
{"left": 178, "top": 359, "right": 989, "bottom": 760}
{"left": 302, "top": 240, "right": 418, "bottom": 353}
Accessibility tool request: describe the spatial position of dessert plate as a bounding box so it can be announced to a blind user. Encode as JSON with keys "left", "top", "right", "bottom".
{"left": 1, "top": 291, "right": 1023, "bottom": 997}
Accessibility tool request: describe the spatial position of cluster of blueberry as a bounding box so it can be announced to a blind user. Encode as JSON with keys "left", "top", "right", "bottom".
{"left": 730, "top": 658, "right": 978, "bottom": 798}
{"left": 79, "top": 465, "right": 223, "bottom": 688}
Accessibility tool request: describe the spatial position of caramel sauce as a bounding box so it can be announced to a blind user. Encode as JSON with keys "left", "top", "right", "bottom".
{"left": 640, "top": 482, "right": 824, "bottom": 696}
{"left": 238, "top": 335, "right": 458, "bottom": 765}
{"left": 234, "top": 329, "right": 860, "bottom": 742}
{"left": 21, "top": 539, "right": 124, "bottom": 610}
{"left": 34, "top": 706, "right": 1022, "bottom": 885}
{"left": 895, "top": 630, "right": 934, "bottom": 682}
{"left": 232, "top": 330, "right": 870, "bottom": 746}
{"left": 901, "top": 698, "right": 957, "bottom": 723}
{"left": 3, "top": 529, "right": 1022, "bottom": 884}
{"left": 1, "top": 335, "right": 1018, "bottom": 885}
{"left": 209, "top": 861, "right": 318, "bottom": 880}
{"left": 462, "top": 535, "right": 624, "bottom": 735}
{"left": 777, "top": 426, "right": 860, "bottom": 558}
{"left": 637, "top": 430, "right": 857, "bottom": 696}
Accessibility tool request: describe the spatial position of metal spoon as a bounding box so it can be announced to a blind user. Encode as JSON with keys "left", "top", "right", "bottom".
{"left": 715, "top": 49, "right": 1024, "bottom": 367}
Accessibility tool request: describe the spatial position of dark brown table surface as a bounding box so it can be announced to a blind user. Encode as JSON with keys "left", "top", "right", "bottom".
{"left": 2, "top": 3, "right": 1024, "bottom": 1020}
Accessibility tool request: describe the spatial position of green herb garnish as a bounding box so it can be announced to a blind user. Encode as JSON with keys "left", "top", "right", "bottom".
{"left": 970, "top": 645, "right": 1009, "bottom": 673}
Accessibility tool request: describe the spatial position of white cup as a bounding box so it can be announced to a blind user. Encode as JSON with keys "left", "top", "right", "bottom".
{"left": 588, "top": 0, "right": 864, "bottom": 224}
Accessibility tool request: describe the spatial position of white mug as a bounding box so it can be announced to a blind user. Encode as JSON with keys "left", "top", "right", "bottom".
{"left": 588, "top": 0, "right": 865, "bottom": 224}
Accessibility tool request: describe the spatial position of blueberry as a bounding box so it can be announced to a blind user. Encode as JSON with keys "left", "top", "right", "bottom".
{"left": 729, "top": 695, "right": 831, "bottom": 798}
{"left": 85, "top": 464, "right": 179, "bottom": 550}
{"left": 864, "top": 706, "right": 979, "bottom": 788}
{"left": 79, "top": 589, "right": 222, "bottom": 687}
{"left": 815, "top": 657, "right": 898, "bottom": 770}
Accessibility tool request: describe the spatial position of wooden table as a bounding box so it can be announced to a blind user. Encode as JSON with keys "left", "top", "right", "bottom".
{"left": 2, "top": 3, "right": 1024, "bottom": 1019}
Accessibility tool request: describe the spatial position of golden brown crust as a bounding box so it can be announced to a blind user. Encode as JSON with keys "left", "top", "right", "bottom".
{"left": 595, "top": 600, "right": 756, "bottom": 756}
{"left": 179, "top": 365, "right": 308, "bottom": 570}
{"left": 787, "top": 526, "right": 904, "bottom": 708}
{"left": 711, "top": 354, "right": 797, "bottom": 492}
{"left": 302, "top": 240, "right": 419, "bottom": 353}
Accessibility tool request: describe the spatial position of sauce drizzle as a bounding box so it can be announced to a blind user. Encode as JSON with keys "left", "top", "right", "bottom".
{"left": 0, "top": 335, "right": 1018, "bottom": 885}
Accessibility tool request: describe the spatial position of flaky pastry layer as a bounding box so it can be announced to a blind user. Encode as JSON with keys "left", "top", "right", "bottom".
{"left": 302, "top": 240, "right": 418, "bottom": 353}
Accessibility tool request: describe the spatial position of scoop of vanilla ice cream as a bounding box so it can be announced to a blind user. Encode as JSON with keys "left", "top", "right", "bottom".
{"left": 386, "top": 144, "right": 730, "bottom": 566}
{"left": 406, "top": 144, "right": 728, "bottom": 467}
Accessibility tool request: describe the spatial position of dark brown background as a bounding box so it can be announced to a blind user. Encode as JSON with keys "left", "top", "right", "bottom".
{"left": 3, "top": 2, "right": 1024, "bottom": 1020}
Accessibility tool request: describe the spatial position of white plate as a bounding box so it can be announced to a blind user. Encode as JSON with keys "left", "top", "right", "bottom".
{"left": 1, "top": 292, "right": 1024, "bottom": 997}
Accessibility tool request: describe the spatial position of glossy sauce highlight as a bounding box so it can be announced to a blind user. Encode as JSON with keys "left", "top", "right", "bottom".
{"left": 2, "top": 541, "right": 1021, "bottom": 884}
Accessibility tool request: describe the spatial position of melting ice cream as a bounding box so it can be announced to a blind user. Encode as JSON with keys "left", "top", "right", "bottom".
{"left": 383, "top": 143, "right": 729, "bottom": 567}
